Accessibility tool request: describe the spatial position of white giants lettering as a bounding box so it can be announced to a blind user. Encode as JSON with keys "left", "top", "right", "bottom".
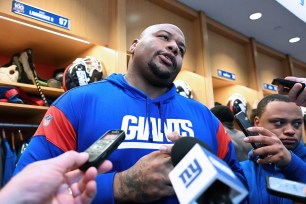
{"left": 121, "top": 115, "right": 194, "bottom": 142}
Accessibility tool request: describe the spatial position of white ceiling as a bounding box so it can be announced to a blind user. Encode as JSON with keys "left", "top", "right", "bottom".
{"left": 178, "top": 0, "right": 306, "bottom": 66}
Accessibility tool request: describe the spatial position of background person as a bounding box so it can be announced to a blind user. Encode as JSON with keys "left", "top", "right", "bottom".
{"left": 240, "top": 94, "right": 306, "bottom": 204}
{"left": 210, "top": 105, "right": 252, "bottom": 161}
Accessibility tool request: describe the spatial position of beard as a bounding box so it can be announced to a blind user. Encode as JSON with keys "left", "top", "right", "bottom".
{"left": 147, "top": 60, "right": 179, "bottom": 88}
{"left": 148, "top": 51, "right": 178, "bottom": 79}
{"left": 148, "top": 60, "right": 172, "bottom": 79}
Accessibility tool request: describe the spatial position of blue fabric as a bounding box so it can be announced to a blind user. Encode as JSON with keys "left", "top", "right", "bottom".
{"left": 15, "top": 73, "right": 248, "bottom": 203}
{"left": 240, "top": 142, "right": 306, "bottom": 204}
{"left": 2, "top": 138, "right": 17, "bottom": 186}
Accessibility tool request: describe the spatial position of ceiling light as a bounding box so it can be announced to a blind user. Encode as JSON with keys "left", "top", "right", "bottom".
{"left": 0, "top": 15, "right": 90, "bottom": 44}
{"left": 249, "top": 13, "right": 262, "bottom": 20}
{"left": 289, "top": 37, "right": 300, "bottom": 43}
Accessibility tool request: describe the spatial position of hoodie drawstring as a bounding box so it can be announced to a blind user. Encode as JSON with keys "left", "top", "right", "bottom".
{"left": 147, "top": 99, "right": 167, "bottom": 142}
{"left": 146, "top": 98, "right": 153, "bottom": 141}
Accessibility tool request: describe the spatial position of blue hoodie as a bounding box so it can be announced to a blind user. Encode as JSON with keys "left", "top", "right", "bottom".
{"left": 240, "top": 141, "right": 306, "bottom": 204}
{"left": 15, "top": 73, "right": 248, "bottom": 203}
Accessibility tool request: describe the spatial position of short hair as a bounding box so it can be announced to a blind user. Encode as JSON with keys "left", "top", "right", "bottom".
{"left": 256, "top": 94, "right": 290, "bottom": 117}
{"left": 249, "top": 108, "right": 257, "bottom": 125}
{"left": 210, "top": 105, "right": 234, "bottom": 123}
{"left": 214, "top": 102, "right": 223, "bottom": 106}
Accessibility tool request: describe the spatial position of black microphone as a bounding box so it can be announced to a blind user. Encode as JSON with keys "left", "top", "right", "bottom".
{"left": 171, "top": 136, "right": 212, "bottom": 166}
{"left": 169, "top": 137, "right": 248, "bottom": 204}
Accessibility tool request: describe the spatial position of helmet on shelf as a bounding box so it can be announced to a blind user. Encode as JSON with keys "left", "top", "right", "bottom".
{"left": 227, "top": 93, "right": 247, "bottom": 115}
{"left": 62, "top": 56, "right": 103, "bottom": 91}
{"left": 174, "top": 80, "right": 193, "bottom": 99}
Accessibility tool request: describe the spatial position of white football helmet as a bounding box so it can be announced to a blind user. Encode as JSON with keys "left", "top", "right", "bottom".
{"left": 174, "top": 80, "right": 193, "bottom": 99}
{"left": 73, "top": 56, "right": 103, "bottom": 77}
{"left": 63, "top": 56, "right": 103, "bottom": 91}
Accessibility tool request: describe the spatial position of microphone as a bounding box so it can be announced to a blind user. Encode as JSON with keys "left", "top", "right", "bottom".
{"left": 171, "top": 137, "right": 213, "bottom": 166}
{"left": 169, "top": 137, "right": 248, "bottom": 204}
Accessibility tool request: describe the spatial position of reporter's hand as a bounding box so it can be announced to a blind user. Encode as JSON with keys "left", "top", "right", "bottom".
{"left": 0, "top": 151, "right": 112, "bottom": 204}
{"left": 244, "top": 127, "right": 291, "bottom": 168}
{"left": 278, "top": 76, "right": 306, "bottom": 107}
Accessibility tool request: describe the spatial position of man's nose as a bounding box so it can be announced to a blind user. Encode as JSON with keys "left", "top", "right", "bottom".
{"left": 283, "top": 124, "right": 296, "bottom": 136}
{"left": 167, "top": 41, "right": 179, "bottom": 55}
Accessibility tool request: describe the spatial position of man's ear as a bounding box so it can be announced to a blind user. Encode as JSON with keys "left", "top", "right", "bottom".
{"left": 254, "top": 116, "right": 260, "bottom": 126}
{"left": 129, "top": 39, "right": 139, "bottom": 54}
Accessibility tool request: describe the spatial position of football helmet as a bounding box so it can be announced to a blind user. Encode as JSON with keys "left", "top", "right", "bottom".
{"left": 227, "top": 93, "right": 247, "bottom": 115}
{"left": 174, "top": 80, "right": 193, "bottom": 99}
{"left": 63, "top": 56, "right": 103, "bottom": 91}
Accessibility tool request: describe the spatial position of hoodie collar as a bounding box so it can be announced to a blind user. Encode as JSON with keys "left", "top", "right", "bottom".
{"left": 105, "top": 73, "right": 177, "bottom": 141}
{"left": 105, "top": 73, "right": 176, "bottom": 101}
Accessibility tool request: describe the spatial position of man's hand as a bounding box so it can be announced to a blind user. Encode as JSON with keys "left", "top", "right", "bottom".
{"left": 113, "top": 131, "right": 182, "bottom": 203}
{"left": 244, "top": 127, "right": 292, "bottom": 168}
{"left": 278, "top": 76, "right": 306, "bottom": 106}
{"left": 114, "top": 151, "right": 174, "bottom": 203}
{"left": 159, "top": 131, "right": 182, "bottom": 154}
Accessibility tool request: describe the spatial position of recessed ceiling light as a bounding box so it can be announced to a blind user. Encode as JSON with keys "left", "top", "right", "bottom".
{"left": 289, "top": 37, "right": 300, "bottom": 43}
{"left": 249, "top": 12, "right": 262, "bottom": 20}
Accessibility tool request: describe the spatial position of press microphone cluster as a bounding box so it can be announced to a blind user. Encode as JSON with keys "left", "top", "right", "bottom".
{"left": 169, "top": 137, "right": 248, "bottom": 204}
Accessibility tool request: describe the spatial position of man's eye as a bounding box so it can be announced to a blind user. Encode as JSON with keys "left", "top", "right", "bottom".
{"left": 274, "top": 121, "right": 283, "bottom": 127}
{"left": 179, "top": 48, "right": 185, "bottom": 56}
{"left": 292, "top": 122, "right": 302, "bottom": 129}
{"left": 159, "top": 35, "right": 169, "bottom": 41}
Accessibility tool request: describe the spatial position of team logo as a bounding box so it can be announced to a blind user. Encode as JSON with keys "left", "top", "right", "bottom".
{"left": 179, "top": 158, "right": 202, "bottom": 188}
{"left": 13, "top": 2, "right": 25, "bottom": 13}
{"left": 43, "top": 115, "right": 53, "bottom": 126}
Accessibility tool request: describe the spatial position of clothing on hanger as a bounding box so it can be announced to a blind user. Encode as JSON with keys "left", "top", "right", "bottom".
{"left": 2, "top": 131, "right": 17, "bottom": 187}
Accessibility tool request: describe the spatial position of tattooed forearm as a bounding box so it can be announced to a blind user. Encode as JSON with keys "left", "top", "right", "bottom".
{"left": 118, "top": 172, "right": 128, "bottom": 199}
{"left": 118, "top": 162, "right": 151, "bottom": 202}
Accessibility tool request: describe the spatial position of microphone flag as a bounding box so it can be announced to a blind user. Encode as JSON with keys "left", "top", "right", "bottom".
{"left": 169, "top": 143, "right": 248, "bottom": 204}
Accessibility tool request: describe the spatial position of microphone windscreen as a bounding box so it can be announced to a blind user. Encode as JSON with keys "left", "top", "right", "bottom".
{"left": 171, "top": 137, "right": 212, "bottom": 166}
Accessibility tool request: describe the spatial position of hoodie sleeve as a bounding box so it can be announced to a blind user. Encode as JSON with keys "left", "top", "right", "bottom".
{"left": 282, "top": 151, "right": 306, "bottom": 183}
{"left": 92, "top": 172, "right": 116, "bottom": 204}
{"left": 14, "top": 136, "right": 64, "bottom": 175}
{"left": 15, "top": 101, "right": 78, "bottom": 175}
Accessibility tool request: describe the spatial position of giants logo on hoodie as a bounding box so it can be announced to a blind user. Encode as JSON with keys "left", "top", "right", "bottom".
{"left": 119, "top": 115, "right": 194, "bottom": 149}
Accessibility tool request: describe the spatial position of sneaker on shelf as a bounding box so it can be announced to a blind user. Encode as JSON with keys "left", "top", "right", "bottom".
{"left": 19, "top": 49, "right": 35, "bottom": 84}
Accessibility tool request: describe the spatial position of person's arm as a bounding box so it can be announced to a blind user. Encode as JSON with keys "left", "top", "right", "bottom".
{"left": 14, "top": 135, "right": 64, "bottom": 175}
{"left": 281, "top": 149, "right": 306, "bottom": 183}
{"left": 0, "top": 151, "right": 112, "bottom": 204}
{"left": 278, "top": 76, "right": 306, "bottom": 107}
{"left": 15, "top": 99, "right": 79, "bottom": 175}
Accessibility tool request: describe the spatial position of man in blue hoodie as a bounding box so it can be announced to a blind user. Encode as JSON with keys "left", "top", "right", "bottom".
{"left": 240, "top": 94, "right": 306, "bottom": 204}
{"left": 14, "top": 23, "right": 247, "bottom": 203}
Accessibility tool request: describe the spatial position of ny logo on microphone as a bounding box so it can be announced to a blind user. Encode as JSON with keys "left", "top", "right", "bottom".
{"left": 179, "top": 158, "right": 202, "bottom": 188}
